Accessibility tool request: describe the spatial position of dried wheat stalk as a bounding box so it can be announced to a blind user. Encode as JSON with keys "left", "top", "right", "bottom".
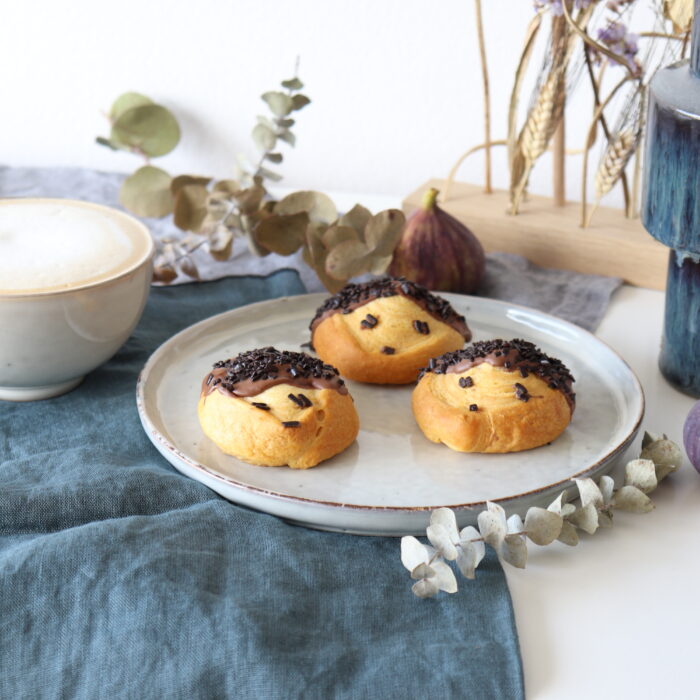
{"left": 594, "top": 129, "right": 637, "bottom": 201}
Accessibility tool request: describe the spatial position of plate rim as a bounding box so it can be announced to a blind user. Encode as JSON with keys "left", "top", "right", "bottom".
{"left": 136, "top": 292, "right": 645, "bottom": 513}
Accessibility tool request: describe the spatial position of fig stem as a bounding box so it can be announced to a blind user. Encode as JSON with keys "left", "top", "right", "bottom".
{"left": 421, "top": 187, "right": 440, "bottom": 211}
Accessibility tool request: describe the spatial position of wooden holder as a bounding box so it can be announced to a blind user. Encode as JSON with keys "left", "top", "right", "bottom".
{"left": 402, "top": 179, "right": 668, "bottom": 290}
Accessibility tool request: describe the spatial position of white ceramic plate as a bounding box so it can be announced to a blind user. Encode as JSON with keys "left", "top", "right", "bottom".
{"left": 136, "top": 293, "right": 644, "bottom": 536}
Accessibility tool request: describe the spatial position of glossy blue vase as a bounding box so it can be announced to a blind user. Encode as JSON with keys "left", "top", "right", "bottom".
{"left": 642, "top": 2, "right": 700, "bottom": 396}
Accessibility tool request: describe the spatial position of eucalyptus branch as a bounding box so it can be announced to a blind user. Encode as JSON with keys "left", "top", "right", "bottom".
{"left": 402, "top": 432, "right": 682, "bottom": 598}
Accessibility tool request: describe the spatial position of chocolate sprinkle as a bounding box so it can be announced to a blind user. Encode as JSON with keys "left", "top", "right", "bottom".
{"left": 459, "top": 376, "right": 474, "bottom": 388}
{"left": 282, "top": 421, "right": 301, "bottom": 428}
{"left": 413, "top": 320, "right": 430, "bottom": 335}
{"left": 514, "top": 383, "right": 530, "bottom": 402}
{"left": 381, "top": 346, "right": 396, "bottom": 355}
{"left": 360, "top": 313, "right": 379, "bottom": 329}
{"left": 252, "top": 402, "right": 270, "bottom": 410}
{"left": 469, "top": 404, "right": 478, "bottom": 412}
{"left": 419, "top": 338, "right": 575, "bottom": 412}
{"left": 309, "top": 277, "right": 470, "bottom": 339}
{"left": 288, "top": 393, "right": 312, "bottom": 408}
{"left": 206, "top": 347, "right": 346, "bottom": 397}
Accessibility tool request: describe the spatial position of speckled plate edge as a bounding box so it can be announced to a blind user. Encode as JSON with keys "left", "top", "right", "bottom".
{"left": 136, "top": 293, "right": 645, "bottom": 536}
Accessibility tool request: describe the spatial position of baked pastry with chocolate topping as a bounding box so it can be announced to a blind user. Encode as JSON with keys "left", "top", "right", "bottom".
{"left": 412, "top": 339, "right": 575, "bottom": 453}
{"left": 310, "top": 277, "right": 471, "bottom": 384}
{"left": 198, "top": 347, "right": 359, "bottom": 469}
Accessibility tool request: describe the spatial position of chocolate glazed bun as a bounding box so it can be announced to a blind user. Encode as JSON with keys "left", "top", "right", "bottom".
{"left": 309, "top": 277, "right": 471, "bottom": 384}
{"left": 198, "top": 348, "right": 359, "bottom": 469}
{"left": 412, "top": 339, "right": 575, "bottom": 453}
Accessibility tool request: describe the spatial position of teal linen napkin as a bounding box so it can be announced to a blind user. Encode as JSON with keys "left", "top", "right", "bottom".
{"left": 0, "top": 271, "right": 524, "bottom": 700}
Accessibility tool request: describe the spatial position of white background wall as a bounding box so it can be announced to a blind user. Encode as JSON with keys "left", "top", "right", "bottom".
{"left": 1, "top": 0, "right": 663, "bottom": 208}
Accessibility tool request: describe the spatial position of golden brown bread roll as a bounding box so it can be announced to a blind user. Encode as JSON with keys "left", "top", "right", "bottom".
{"left": 310, "top": 277, "right": 471, "bottom": 384}
{"left": 412, "top": 339, "right": 575, "bottom": 453}
{"left": 198, "top": 348, "right": 359, "bottom": 469}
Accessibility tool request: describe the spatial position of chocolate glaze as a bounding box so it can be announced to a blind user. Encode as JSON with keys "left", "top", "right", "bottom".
{"left": 201, "top": 347, "right": 348, "bottom": 399}
{"left": 421, "top": 338, "right": 576, "bottom": 413}
{"left": 309, "top": 277, "right": 471, "bottom": 340}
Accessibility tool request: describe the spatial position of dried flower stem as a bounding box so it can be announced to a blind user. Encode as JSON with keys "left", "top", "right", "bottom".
{"left": 474, "top": 0, "right": 492, "bottom": 194}
{"left": 443, "top": 140, "right": 507, "bottom": 202}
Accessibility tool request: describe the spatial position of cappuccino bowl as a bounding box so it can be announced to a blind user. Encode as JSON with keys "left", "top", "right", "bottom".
{"left": 0, "top": 198, "right": 154, "bottom": 401}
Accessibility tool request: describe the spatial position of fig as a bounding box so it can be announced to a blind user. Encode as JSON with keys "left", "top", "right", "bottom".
{"left": 388, "top": 187, "right": 485, "bottom": 293}
{"left": 683, "top": 401, "right": 700, "bottom": 473}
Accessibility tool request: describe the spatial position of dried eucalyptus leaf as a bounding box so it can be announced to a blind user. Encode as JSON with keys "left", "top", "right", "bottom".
{"left": 224, "top": 212, "right": 242, "bottom": 230}
{"left": 426, "top": 523, "right": 458, "bottom": 561}
{"left": 281, "top": 77, "right": 304, "bottom": 90}
{"left": 598, "top": 510, "right": 613, "bottom": 528}
{"left": 411, "top": 562, "right": 435, "bottom": 580}
{"left": 412, "top": 578, "right": 439, "bottom": 598}
{"left": 477, "top": 503, "right": 506, "bottom": 548}
{"left": 557, "top": 520, "right": 579, "bottom": 546}
{"left": 455, "top": 541, "right": 481, "bottom": 579}
{"left": 257, "top": 166, "right": 283, "bottom": 182}
{"left": 432, "top": 560, "right": 458, "bottom": 593}
{"left": 364, "top": 209, "right": 406, "bottom": 255}
{"left": 171, "top": 175, "right": 211, "bottom": 195}
{"left": 624, "top": 459, "right": 658, "bottom": 494}
{"left": 500, "top": 534, "right": 528, "bottom": 569}
{"left": 208, "top": 224, "right": 233, "bottom": 261}
{"left": 574, "top": 478, "right": 604, "bottom": 509}
{"left": 642, "top": 431, "right": 658, "bottom": 449}
{"left": 641, "top": 439, "right": 683, "bottom": 482}
{"left": 278, "top": 130, "right": 296, "bottom": 147}
{"left": 567, "top": 503, "right": 599, "bottom": 534}
{"left": 507, "top": 513, "right": 524, "bottom": 534}
{"left": 265, "top": 152, "right": 283, "bottom": 164}
{"left": 276, "top": 191, "right": 337, "bottom": 224}
{"left": 325, "top": 239, "right": 370, "bottom": 280}
{"left": 256, "top": 115, "right": 274, "bottom": 129}
{"left": 524, "top": 507, "right": 563, "bottom": 545}
{"left": 262, "top": 91, "right": 293, "bottom": 117}
{"left": 547, "top": 492, "right": 566, "bottom": 515}
{"left": 252, "top": 123, "right": 276, "bottom": 152}
{"left": 213, "top": 179, "right": 240, "bottom": 195}
{"left": 96, "top": 136, "right": 118, "bottom": 151}
{"left": 152, "top": 264, "right": 177, "bottom": 283}
{"left": 173, "top": 184, "right": 209, "bottom": 232}
{"left": 368, "top": 253, "right": 394, "bottom": 275}
{"left": 291, "top": 94, "right": 311, "bottom": 111}
{"left": 599, "top": 475, "right": 615, "bottom": 505}
{"left": 235, "top": 183, "right": 266, "bottom": 215}
{"left": 561, "top": 503, "right": 576, "bottom": 517}
{"left": 111, "top": 104, "right": 180, "bottom": 157}
{"left": 110, "top": 92, "right": 153, "bottom": 120}
{"left": 278, "top": 117, "right": 295, "bottom": 128}
{"left": 179, "top": 257, "right": 200, "bottom": 280}
{"left": 339, "top": 204, "right": 372, "bottom": 234}
{"left": 400, "top": 535, "right": 429, "bottom": 571}
{"left": 120, "top": 165, "right": 173, "bottom": 218}
{"left": 613, "top": 485, "right": 655, "bottom": 513}
{"left": 254, "top": 212, "right": 309, "bottom": 256}
{"left": 322, "top": 225, "right": 358, "bottom": 250}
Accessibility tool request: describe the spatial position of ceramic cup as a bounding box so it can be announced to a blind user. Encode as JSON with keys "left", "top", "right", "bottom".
{"left": 0, "top": 199, "right": 154, "bottom": 401}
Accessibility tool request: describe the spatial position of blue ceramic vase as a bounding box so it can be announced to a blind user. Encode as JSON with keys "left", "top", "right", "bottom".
{"left": 642, "top": 1, "right": 700, "bottom": 396}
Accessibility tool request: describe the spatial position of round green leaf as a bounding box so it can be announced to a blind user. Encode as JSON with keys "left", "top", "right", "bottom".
{"left": 111, "top": 104, "right": 180, "bottom": 157}
{"left": 110, "top": 92, "right": 153, "bottom": 120}
{"left": 120, "top": 165, "right": 173, "bottom": 218}
{"left": 255, "top": 212, "right": 309, "bottom": 256}
{"left": 281, "top": 77, "right": 304, "bottom": 90}
{"left": 262, "top": 91, "right": 293, "bottom": 117}
{"left": 173, "top": 184, "right": 209, "bottom": 232}
{"left": 291, "top": 94, "right": 311, "bottom": 111}
{"left": 252, "top": 123, "right": 276, "bottom": 152}
{"left": 275, "top": 191, "right": 337, "bottom": 224}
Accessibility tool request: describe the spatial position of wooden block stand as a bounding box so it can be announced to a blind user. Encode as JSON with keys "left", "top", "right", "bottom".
{"left": 403, "top": 179, "right": 668, "bottom": 290}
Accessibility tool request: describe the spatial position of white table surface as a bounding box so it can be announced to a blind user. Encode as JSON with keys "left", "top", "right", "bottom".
{"left": 508, "top": 284, "right": 700, "bottom": 700}
{"left": 281, "top": 191, "right": 698, "bottom": 697}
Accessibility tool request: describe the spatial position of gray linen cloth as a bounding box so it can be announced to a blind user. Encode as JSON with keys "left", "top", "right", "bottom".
{"left": 0, "top": 165, "right": 622, "bottom": 331}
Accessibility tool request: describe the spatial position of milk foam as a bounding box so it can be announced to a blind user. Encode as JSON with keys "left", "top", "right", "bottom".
{"left": 0, "top": 201, "right": 138, "bottom": 292}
